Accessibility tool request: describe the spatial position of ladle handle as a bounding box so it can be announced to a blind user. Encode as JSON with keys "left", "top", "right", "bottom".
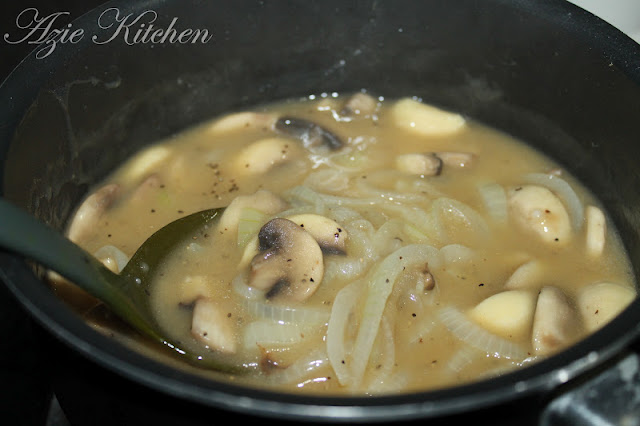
{"left": 0, "top": 198, "right": 115, "bottom": 298}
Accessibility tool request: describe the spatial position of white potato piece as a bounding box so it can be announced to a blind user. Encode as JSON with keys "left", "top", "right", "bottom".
{"left": 234, "top": 137, "right": 302, "bottom": 175}
{"left": 391, "top": 98, "right": 466, "bottom": 136}
{"left": 206, "top": 112, "right": 276, "bottom": 134}
{"left": 532, "top": 286, "right": 581, "bottom": 355}
{"left": 191, "top": 298, "right": 237, "bottom": 354}
{"left": 577, "top": 282, "right": 636, "bottom": 332}
{"left": 119, "top": 145, "right": 172, "bottom": 184}
{"left": 508, "top": 185, "right": 572, "bottom": 245}
{"left": 504, "top": 259, "right": 545, "bottom": 290}
{"left": 585, "top": 205, "right": 606, "bottom": 258}
{"left": 468, "top": 290, "right": 537, "bottom": 339}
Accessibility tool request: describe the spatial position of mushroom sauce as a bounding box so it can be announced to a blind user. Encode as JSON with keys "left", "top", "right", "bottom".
{"left": 61, "top": 93, "right": 636, "bottom": 395}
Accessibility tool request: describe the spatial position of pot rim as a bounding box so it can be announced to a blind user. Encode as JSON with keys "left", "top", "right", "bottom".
{"left": 2, "top": 0, "right": 640, "bottom": 422}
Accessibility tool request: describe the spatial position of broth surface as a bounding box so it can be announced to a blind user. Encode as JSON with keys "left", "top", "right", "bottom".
{"left": 62, "top": 93, "right": 636, "bottom": 395}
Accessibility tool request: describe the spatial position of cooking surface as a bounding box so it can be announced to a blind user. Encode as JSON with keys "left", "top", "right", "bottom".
{"left": 0, "top": 1, "right": 639, "bottom": 425}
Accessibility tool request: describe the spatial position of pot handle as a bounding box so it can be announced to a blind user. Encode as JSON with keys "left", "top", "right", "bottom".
{"left": 539, "top": 349, "right": 640, "bottom": 425}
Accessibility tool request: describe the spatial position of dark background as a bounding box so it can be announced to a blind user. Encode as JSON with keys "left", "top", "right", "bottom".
{"left": 1, "top": 2, "right": 107, "bottom": 424}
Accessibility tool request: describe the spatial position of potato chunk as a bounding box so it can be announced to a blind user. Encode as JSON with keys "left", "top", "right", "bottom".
{"left": 577, "top": 282, "right": 636, "bottom": 332}
{"left": 234, "top": 137, "right": 302, "bottom": 175}
{"left": 508, "top": 185, "right": 572, "bottom": 245}
{"left": 468, "top": 290, "right": 537, "bottom": 339}
{"left": 391, "top": 98, "right": 466, "bottom": 136}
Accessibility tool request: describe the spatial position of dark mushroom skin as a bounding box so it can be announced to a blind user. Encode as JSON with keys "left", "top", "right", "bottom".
{"left": 250, "top": 218, "right": 324, "bottom": 302}
{"left": 274, "top": 117, "right": 344, "bottom": 151}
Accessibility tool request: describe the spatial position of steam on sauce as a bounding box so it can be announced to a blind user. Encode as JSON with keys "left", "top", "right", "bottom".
{"left": 61, "top": 93, "right": 636, "bottom": 395}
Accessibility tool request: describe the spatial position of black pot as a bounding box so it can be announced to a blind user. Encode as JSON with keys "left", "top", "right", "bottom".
{"left": 2, "top": 0, "right": 640, "bottom": 424}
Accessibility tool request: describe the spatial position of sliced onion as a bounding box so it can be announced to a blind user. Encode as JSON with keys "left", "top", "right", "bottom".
{"left": 446, "top": 345, "right": 483, "bottom": 374}
{"left": 365, "top": 316, "right": 396, "bottom": 392}
{"left": 236, "top": 207, "right": 268, "bottom": 247}
{"left": 243, "top": 320, "right": 312, "bottom": 349}
{"left": 286, "top": 186, "right": 326, "bottom": 214}
{"left": 372, "top": 219, "right": 405, "bottom": 258}
{"left": 432, "top": 197, "right": 489, "bottom": 247}
{"left": 326, "top": 206, "right": 363, "bottom": 224}
{"left": 304, "top": 169, "right": 350, "bottom": 193}
{"left": 437, "top": 306, "right": 528, "bottom": 360}
{"left": 523, "top": 173, "right": 584, "bottom": 230}
{"left": 231, "top": 273, "right": 266, "bottom": 300}
{"left": 344, "top": 219, "right": 377, "bottom": 262}
{"left": 381, "top": 204, "right": 438, "bottom": 240}
{"left": 93, "top": 245, "right": 129, "bottom": 273}
{"left": 440, "top": 244, "right": 475, "bottom": 267}
{"left": 268, "top": 349, "right": 331, "bottom": 385}
{"left": 327, "top": 280, "right": 363, "bottom": 386}
{"left": 349, "top": 244, "right": 442, "bottom": 387}
{"left": 477, "top": 181, "right": 508, "bottom": 224}
{"left": 243, "top": 299, "right": 330, "bottom": 325}
{"left": 323, "top": 257, "right": 368, "bottom": 283}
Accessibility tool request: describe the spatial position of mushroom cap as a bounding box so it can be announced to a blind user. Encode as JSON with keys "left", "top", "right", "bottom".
{"left": 250, "top": 218, "right": 324, "bottom": 302}
{"left": 275, "top": 117, "right": 344, "bottom": 151}
{"left": 286, "top": 214, "right": 348, "bottom": 254}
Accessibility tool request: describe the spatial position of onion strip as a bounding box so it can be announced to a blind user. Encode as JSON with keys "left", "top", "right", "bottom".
{"left": 268, "top": 350, "right": 330, "bottom": 385}
{"left": 326, "top": 281, "right": 363, "bottom": 386}
{"left": 477, "top": 182, "right": 508, "bottom": 224}
{"left": 349, "top": 244, "right": 442, "bottom": 387}
{"left": 244, "top": 299, "right": 330, "bottom": 325}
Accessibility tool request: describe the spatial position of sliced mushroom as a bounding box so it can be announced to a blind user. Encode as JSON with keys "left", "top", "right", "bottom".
{"left": 286, "top": 214, "right": 348, "bottom": 254}
{"left": 234, "top": 137, "right": 302, "bottom": 175}
{"left": 532, "top": 286, "right": 581, "bottom": 355}
{"left": 585, "top": 205, "right": 606, "bottom": 258}
{"left": 340, "top": 92, "right": 378, "bottom": 116}
{"left": 274, "top": 117, "right": 344, "bottom": 150}
{"left": 507, "top": 185, "right": 572, "bottom": 245}
{"left": 395, "top": 152, "right": 476, "bottom": 176}
{"left": 395, "top": 153, "right": 442, "bottom": 176}
{"left": 191, "top": 298, "right": 237, "bottom": 354}
{"left": 178, "top": 275, "right": 214, "bottom": 306}
{"left": 577, "top": 282, "right": 636, "bottom": 332}
{"left": 217, "top": 190, "right": 287, "bottom": 237}
{"left": 391, "top": 98, "right": 466, "bottom": 136}
{"left": 67, "top": 183, "right": 121, "bottom": 243}
{"left": 249, "top": 218, "right": 324, "bottom": 302}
